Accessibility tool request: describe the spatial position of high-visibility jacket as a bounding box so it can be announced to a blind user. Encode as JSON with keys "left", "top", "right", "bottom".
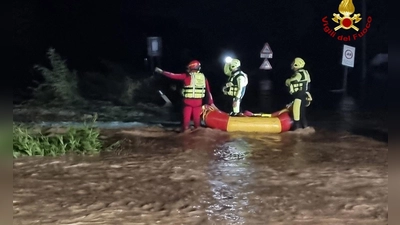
{"left": 286, "top": 69, "right": 311, "bottom": 94}
{"left": 225, "top": 71, "right": 248, "bottom": 97}
{"left": 181, "top": 72, "right": 206, "bottom": 98}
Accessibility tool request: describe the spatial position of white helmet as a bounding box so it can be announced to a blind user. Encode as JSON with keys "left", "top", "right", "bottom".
{"left": 224, "top": 58, "right": 241, "bottom": 76}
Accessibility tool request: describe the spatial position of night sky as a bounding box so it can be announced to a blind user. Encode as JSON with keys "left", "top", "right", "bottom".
{"left": 13, "top": 0, "right": 388, "bottom": 108}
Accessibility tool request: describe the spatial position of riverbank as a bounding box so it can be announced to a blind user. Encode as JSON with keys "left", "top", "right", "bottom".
{"left": 13, "top": 101, "right": 175, "bottom": 123}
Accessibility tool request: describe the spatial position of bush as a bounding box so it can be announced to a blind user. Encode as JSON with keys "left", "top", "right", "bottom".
{"left": 31, "top": 47, "right": 84, "bottom": 105}
{"left": 29, "top": 48, "right": 162, "bottom": 107}
{"left": 13, "top": 118, "right": 102, "bottom": 158}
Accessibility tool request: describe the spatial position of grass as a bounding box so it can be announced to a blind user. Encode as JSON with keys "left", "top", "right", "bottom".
{"left": 13, "top": 117, "right": 103, "bottom": 158}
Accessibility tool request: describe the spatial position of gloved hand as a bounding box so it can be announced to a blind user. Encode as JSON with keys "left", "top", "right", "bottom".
{"left": 154, "top": 67, "right": 163, "bottom": 74}
{"left": 305, "top": 92, "right": 312, "bottom": 107}
{"left": 222, "top": 86, "right": 228, "bottom": 95}
{"left": 225, "top": 82, "right": 233, "bottom": 87}
{"left": 305, "top": 92, "right": 313, "bottom": 101}
{"left": 285, "top": 79, "right": 290, "bottom": 87}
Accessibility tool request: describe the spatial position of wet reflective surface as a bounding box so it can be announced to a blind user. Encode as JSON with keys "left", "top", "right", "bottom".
{"left": 13, "top": 109, "right": 388, "bottom": 225}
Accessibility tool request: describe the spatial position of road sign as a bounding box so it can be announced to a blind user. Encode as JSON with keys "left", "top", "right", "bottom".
{"left": 147, "top": 37, "right": 162, "bottom": 57}
{"left": 341, "top": 44, "right": 355, "bottom": 67}
{"left": 260, "top": 42, "right": 273, "bottom": 58}
{"left": 259, "top": 58, "right": 272, "bottom": 70}
{"left": 260, "top": 42, "right": 273, "bottom": 70}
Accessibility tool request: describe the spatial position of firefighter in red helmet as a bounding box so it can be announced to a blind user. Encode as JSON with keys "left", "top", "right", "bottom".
{"left": 155, "top": 60, "right": 218, "bottom": 132}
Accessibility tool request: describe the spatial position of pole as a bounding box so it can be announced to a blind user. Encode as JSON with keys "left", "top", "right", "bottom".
{"left": 158, "top": 90, "right": 172, "bottom": 107}
{"left": 149, "top": 56, "right": 155, "bottom": 75}
{"left": 360, "top": 0, "right": 367, "bottom": 103}
{"left": 155, "top": 56, "right": 161, "bottom": 69}
{"left": 343, "top": 66, "right": 349, "bottom": 97}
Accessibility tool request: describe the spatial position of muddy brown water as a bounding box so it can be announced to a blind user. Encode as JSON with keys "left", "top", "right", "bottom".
{"left": 14, "top": 112, "right": 388, "bottom": 225}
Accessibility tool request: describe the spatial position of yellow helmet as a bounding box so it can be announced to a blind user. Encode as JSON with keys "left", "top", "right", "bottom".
{"left": 291, "top": 57, "right": 305, "bottom": 70}
{"left": 224, "top": 58, "right": 241, "bottom": 76}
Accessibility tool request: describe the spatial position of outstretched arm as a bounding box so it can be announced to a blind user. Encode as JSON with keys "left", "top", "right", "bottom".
{"left": 155, "top": 67, "right": 186, "bottom": 80}
{"left": 161, "top": 71, "right": 187, "bottom": 80}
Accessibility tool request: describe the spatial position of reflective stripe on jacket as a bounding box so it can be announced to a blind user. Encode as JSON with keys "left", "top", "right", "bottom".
{"left": 226, "top": 71, "right": 247, "bottom": 97}
{"left": 287, "top": 69, "right": 311, "bottom": 94}
{"left": 182, "top": 72, "right": 206, "bottom": 98}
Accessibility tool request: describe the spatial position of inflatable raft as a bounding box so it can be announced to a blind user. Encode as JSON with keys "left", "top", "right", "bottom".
{"left": 201, "top": 106, "right": 293, "bottom": 133}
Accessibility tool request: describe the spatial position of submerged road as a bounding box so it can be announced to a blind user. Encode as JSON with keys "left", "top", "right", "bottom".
{"left": 13, "top": 108, "right": 388, "bottom": 224}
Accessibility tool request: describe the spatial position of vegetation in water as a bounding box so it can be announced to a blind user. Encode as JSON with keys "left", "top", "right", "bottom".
{"left": 13, "top": 116, "right": 103, "bottom": 158}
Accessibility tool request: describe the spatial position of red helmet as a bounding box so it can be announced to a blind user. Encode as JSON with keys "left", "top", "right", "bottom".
{"left": 187, "top": 60, "right": 201, "bottom": 72}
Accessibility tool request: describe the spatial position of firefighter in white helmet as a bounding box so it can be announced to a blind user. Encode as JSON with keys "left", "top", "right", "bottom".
{"left": 222, "top": 58, "right": 248, "bottom": 116}
{"left": 285, "top": 57, "right": 312, "bottom": 130}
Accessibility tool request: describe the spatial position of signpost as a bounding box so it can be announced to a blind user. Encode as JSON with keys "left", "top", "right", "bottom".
{"left": 259, "top": 42, "right": 273, "bottom": 110}
{"left": 147, "top": 37, "right": 170, "bottom": 108}
{"left": 259, "top": 42, "right": 273, "bottom": 70}
{"left": 342, "top": 44, "right": 355, "bottom": 67}
{"left": 341, "top": 44, "right": 356, "bottom": 96}
{"left": 147, "top": 37, "right": 162, "bottom": 74}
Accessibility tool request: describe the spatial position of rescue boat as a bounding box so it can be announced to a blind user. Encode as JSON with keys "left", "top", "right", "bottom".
{"left": 201, "top": 106, "right": 293, "bottom": 133}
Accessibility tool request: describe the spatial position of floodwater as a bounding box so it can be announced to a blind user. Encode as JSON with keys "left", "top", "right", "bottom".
{"left": 13, "top": 105, "right": 388, "bottom": 224}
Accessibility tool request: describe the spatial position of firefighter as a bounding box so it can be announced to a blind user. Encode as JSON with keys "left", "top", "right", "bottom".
{"left": 155, "top": 60, "right": 217, "bottom": 132}
{"left": 222, "top": 58, "right": 248, "bottom": 116}
{"left": 285, "top": 57, "right": 312, "bottom": 130}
